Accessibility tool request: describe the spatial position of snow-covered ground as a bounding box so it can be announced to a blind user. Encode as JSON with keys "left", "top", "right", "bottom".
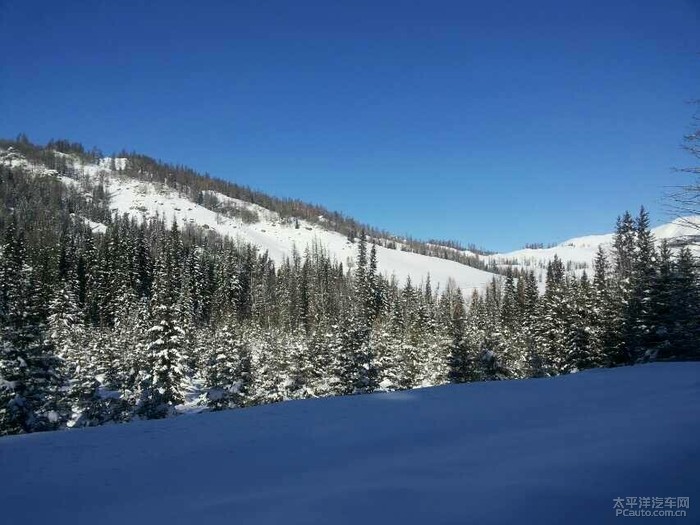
{"left": 1, "top": 362, "right": 697, "bottom": 525}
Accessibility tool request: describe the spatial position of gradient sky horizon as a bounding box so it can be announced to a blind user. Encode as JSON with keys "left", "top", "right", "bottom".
{"left": 1, "top": 0, "right": 699, "bottom": 251}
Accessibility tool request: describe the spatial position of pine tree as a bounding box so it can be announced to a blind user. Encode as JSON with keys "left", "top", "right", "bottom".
{"left": 136, "top": 233, "right": 188, "bottom": 419}
{"left": 648, "top": 240, "right": 674, "bottom": 359}
{"left": 371, "top": 322, "right": 400, "bottom": 391}
{"left": 521, "top": 270, "right": 543, "bottom": 377}
{"left": 591, "top": 247, "right": 615, "bottom": 366}
{"left": 204, "top": 321, "right": 251, "bottom": 410}
{"left": 610, "top": 211, "right": 637, "bottom": 364}
{"left": 47, "top": 275, "right": 89, "bottom": 423}
{"left": 628, "top": 207, "right": 657, "bottom": 360}
{"left": 0, "top": 224, "right": 63, "bottom": 434}
{"left": 338, "top": 232, "right": 378, "bottom": 394}
{"left": 500, "top": 268, "right": 518, "bottom": 328}
{"left": 537, "top": 256, "right": 569, "bottom": 375}
{"left": 367, "top": 243, "right": 383, "bottom": 321}
{"left": 564, "top": 273, "right": 600, "bottom": 372}
{"left": 671, "top": 248, "right": 700, "bottom": 359}
{"left": 249, "top": 328, "right": 289, "bottom": 404}
{"left": 447, "top": 288, "right": 474, "bottom": 383}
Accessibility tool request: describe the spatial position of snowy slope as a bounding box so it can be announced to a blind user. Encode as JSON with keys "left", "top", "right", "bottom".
{"left": 5, "top": 145, "right": 698, "bottom": 293}
{"left": 102, "top": 178, "right": 496, "bottom": 294}
{"left": 1, "top": 362, "right": 698, "bottom": 525}
{"left": 489, "top": 216, "right": 700, "bottom": 284}
{"left": 0, "top": 148, "right": 497, "bottom": 295}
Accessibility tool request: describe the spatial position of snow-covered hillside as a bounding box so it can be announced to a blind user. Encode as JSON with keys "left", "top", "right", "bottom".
{"left": 489, "top": 216, "right": 700, "bottom": 284}
{"left": 0, "top": 148, "right": 497, "bottom": 295}
{"left": 100, "top": 176, "right": 497, "bottom": 294}
{"left": 1, "top": 363, "right": 697, "bottom": 525}
{"left": 4, "top": 145, "right": 699, "bottom": 293}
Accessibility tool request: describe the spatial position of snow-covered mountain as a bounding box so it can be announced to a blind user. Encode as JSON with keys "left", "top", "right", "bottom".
{"left": 1, "top": 362, "right": 697, "bottom": 525}
{"left": 489, "top": 216, "right": 700, "bottom": 284}
{"left": 3, "top": 144, "right": 698, "bottom": 293}
{"left": 0, "top": 147, "right": 498, "bottom": 295}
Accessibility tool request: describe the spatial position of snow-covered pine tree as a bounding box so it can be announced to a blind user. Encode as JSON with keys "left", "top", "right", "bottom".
{"left": 500, "top": 268, "right": 518, "bottom": 328}
{"left": 211, "top": 247, "right": 240, "bottom": 324}
{"left": 136, "top": 226, "right": 189, "bottom": 419}
{"left": 48, "top": 276, "right": 84, "bottom": 361}
{"left": 671, "top": 247, "right": 700, "bottom": 359}
{"left": 447, "top": 288, "right": 475, "bottom": 383}
{"left": 367, "top": 243, "right": 384, "bottom": 322}
{"left": 563, "top": 272, "right": 600, "bottom": 372}
{"left": 336, "top": 232, "right": 378, "bottom": 394}
{"left": 536, "top": 255, "right": 570, "bottom": 375}
{"left": 491, "top": 268, "right": 529, "bottom": 379}
{"left": 371, "top": 319, "right": 401, "bottom": 391}
{"left": 647, "top": 240, "right": 674, "bottom": 360}
{"left": 47, "top": 274, "right": 88, "bottom": 423}
{"left": 0, "top": 224, "right": 63, "bottom": 434}
{"left": 414, "top": 279, "right": 449, "bottom": 387}
{"left": 520, "top": 270, "right": 543, "bottom": 377}
{"left": 628, "top": 207, "right": 657, "bottom": 360}
{"left": 610, "top": 211, "right": 637, "bottom": 364}
{"left": 307, "top": 325, "right": 345, "bottom": 397}
{"left": 204, "top": 320, "right": 251, "bottom": 410}
{"left": 249, "top": 328, "right": 288, "bottom": 404}
{"left": 591, "top": 246, "right": 617, "bottom": 366}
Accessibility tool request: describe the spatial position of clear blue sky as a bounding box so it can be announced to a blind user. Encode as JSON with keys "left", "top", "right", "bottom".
{"left": 1, "top": 0, "right": 699, "bottom": 251}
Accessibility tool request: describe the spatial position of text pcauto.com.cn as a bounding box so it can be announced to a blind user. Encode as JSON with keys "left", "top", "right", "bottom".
{"left": 613, "top": 497, "right": 690, "bottom": 518}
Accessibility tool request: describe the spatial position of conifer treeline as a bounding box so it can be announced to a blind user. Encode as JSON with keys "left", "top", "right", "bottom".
{"left": 0, "top": 164, "right": 698, "bottom": 436}
{"left": 0, "top": 136, "right": 495, "bottom": 268}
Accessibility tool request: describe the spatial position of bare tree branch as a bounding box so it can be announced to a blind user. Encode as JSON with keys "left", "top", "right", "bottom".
{"left": 667, "top": 100, "right": 700, "bottom": 232}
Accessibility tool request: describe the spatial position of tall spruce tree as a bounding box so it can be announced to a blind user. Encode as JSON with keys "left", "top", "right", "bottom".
{"left": 136, "top": 228, "right": 188, "bottom": 419}
{"left": 628, "top": 207, "right": 657, "bottom": 360}
{"left": 671, "top": 248, "right": 700, "bottom": 359}
{"left": 0, "top": 223, "right": 63, "bottom": 434}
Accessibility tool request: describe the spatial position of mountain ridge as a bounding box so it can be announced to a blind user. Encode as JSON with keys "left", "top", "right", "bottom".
{"left": 0, "top": 138, "right": 502, "bottom": 294}
{"left": 2, "top": 137, "right": 698, "bottom": 293}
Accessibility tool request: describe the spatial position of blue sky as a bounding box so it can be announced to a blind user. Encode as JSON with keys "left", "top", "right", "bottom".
{"left": 1, "top": 0, "right": 699, "bottom": 251}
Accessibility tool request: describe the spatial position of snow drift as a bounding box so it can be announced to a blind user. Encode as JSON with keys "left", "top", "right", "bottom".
{"left": 1, "top": 362, "right": 698, "bottom": 525}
